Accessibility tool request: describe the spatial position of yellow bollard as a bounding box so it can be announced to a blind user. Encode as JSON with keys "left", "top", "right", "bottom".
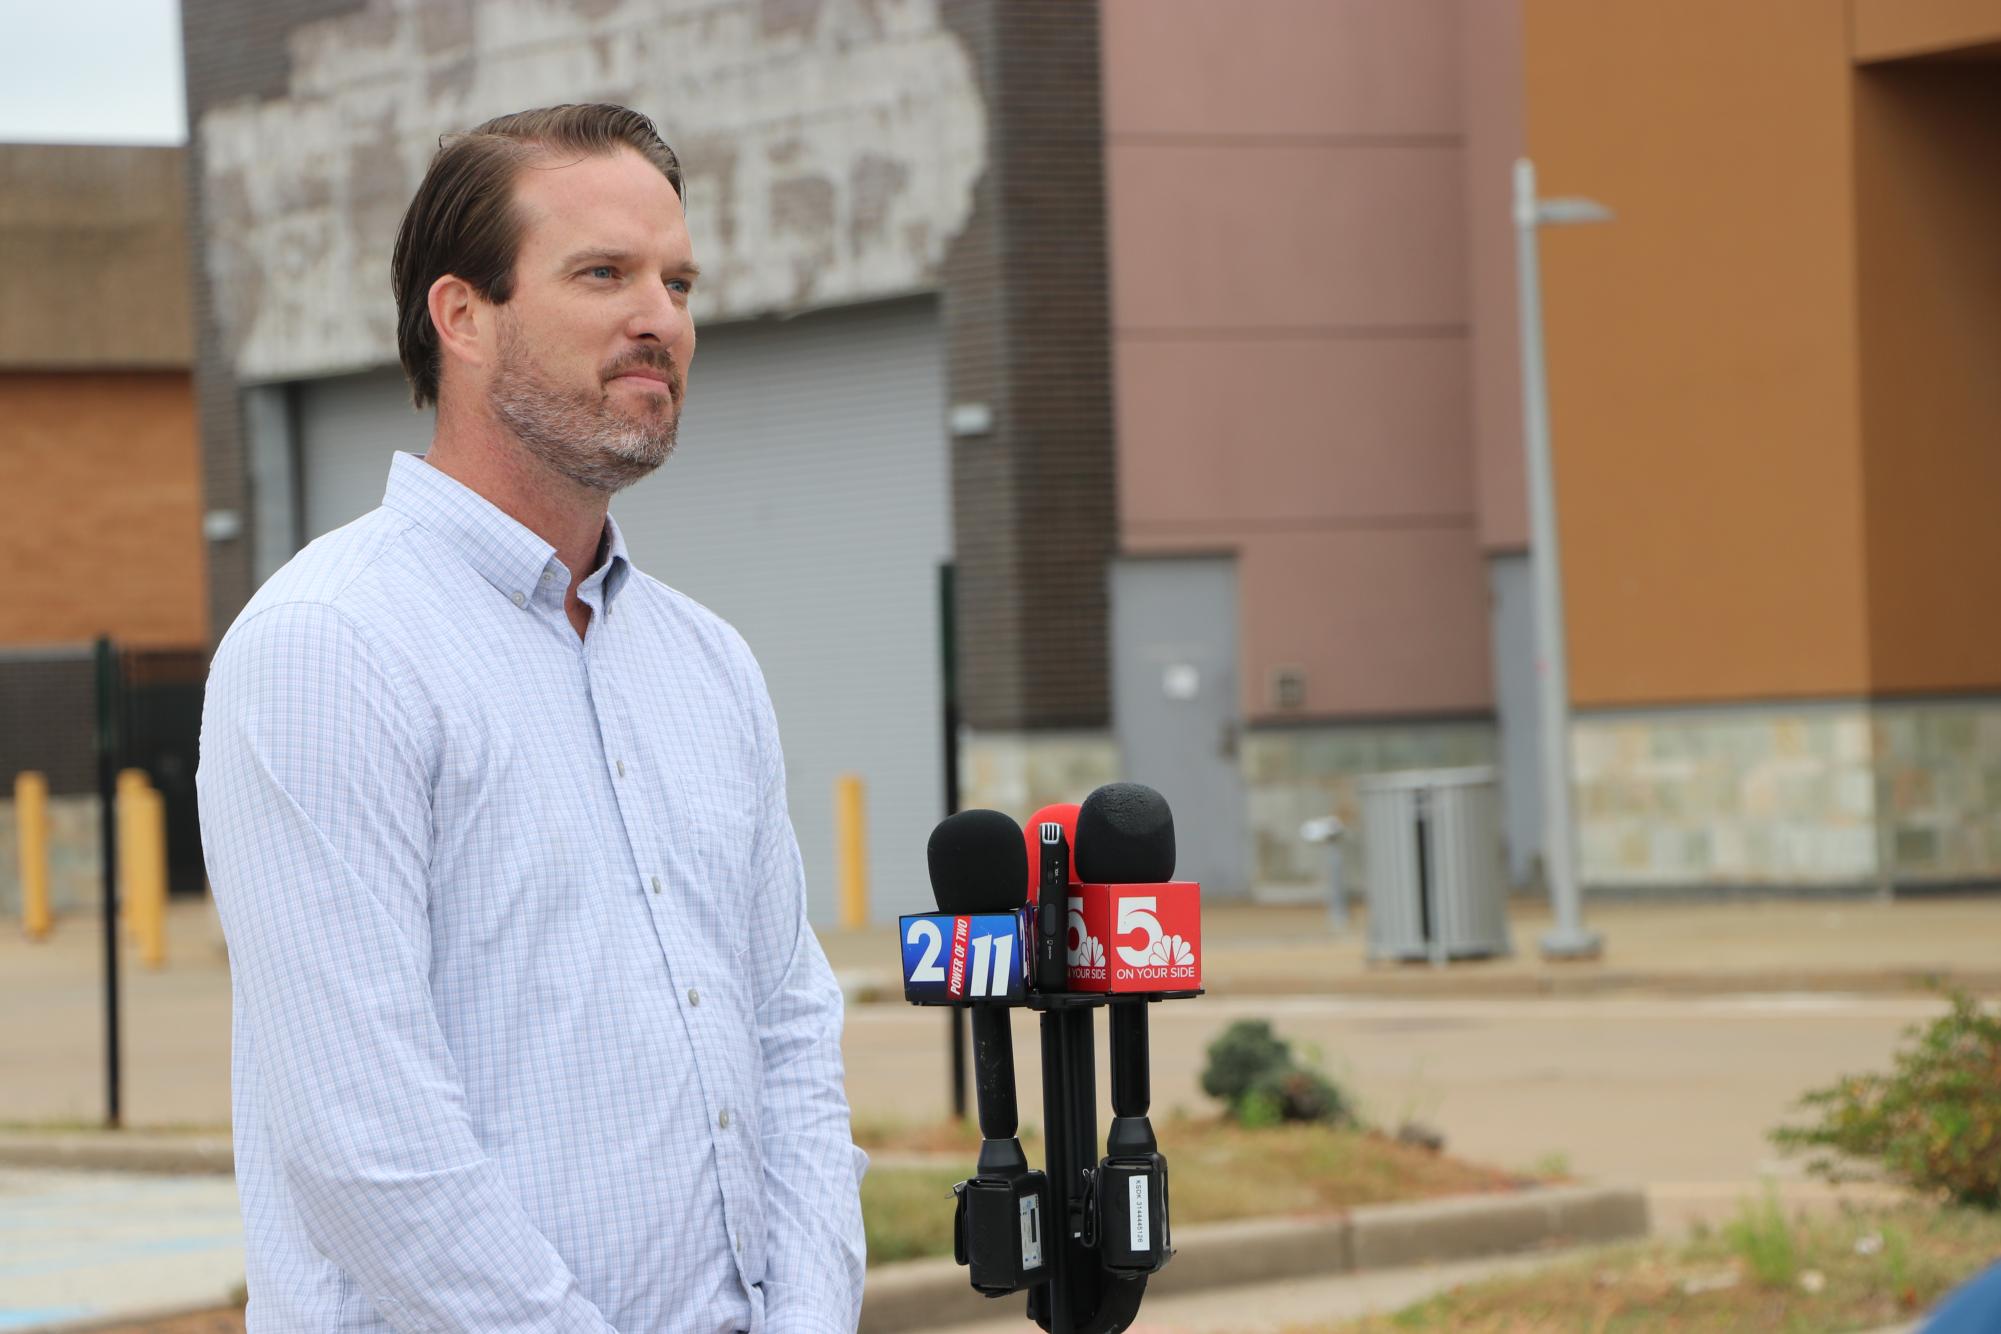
{"left": 133, "top": 785, "right": 169, "bottom": 969}
{"left": 116, "top": 768, "right": 149, "bottom": 943}
{"left": 17, "top": 772, "right": 51, "bottom": 940}
{"left": 835, "top": 773, "right": 869, "bottom": 930}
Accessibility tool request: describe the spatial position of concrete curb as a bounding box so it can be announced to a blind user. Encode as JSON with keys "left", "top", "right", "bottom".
{"left": 0, "top": 1133, "right": 232, "bottom": 1176}
{"left": 857, "top": 1183, "right": 1649, "bottom": 1334}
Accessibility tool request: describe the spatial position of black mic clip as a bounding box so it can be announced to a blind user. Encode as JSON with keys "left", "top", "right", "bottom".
{"left": 1094, "top": 1131, "right": 1172, "bottom": 1277}
{"left": 953, "top": 1137, "right": 1051, "bottom": 1296}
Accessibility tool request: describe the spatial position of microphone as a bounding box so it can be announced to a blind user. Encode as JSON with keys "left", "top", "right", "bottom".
{"left": 1074, "top": 782, "right": 1176, "bottom": 884}
{"left": 1072, "top": 783, "right": 1179, "bottom": 1278}
{"left": 1036, "top": 821, "right": 1070, "bottom": 993}
{"left": 925, "top": 810, "right": 1048, "bottom": 1296}
{"left": 1064, "top": 783, "right": 1201, "bottom": 996}
{"left": 928, "top": 807, "right": 1029, "bottom": 916}
{"left": 1022, "top": 802, "right": 1080, "bottom": 900}
{"left": 904, "top": 809, "right": 1029, "bottom": 1004}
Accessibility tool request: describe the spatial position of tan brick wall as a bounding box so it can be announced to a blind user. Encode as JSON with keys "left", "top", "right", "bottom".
{"left": 0, "top": 372, "right": 207, "bottom": 647}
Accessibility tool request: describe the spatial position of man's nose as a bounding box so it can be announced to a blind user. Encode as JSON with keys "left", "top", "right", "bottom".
{"left": 626, "top": 279, "right": 688, "bottom": 344}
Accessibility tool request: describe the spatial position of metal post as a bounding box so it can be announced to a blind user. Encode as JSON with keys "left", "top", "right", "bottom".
{"left": 18, "top": 771, "right": 51, "bottom": 940}
{"left": 835, "top": 774, "right": 868, "bottom": 929}
{"left": 1325, "top": 839, "right": 1347, "bottom": 933}
{"left": 1513, "top": 158, "right": 1602, "bottom": 960}
{"left": 939, "top": 564, "right": 969, "bottom": 1121}
{"left": 94, "top": 636, "right": 123, "bottom": 1127}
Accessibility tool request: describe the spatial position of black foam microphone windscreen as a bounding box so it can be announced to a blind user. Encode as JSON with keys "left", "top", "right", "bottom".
{"left": 927, "top": 808, "right": 1030, "bottom": 914}
{"left": 1074, "top": 783, "right": 1177, "bottom": 884}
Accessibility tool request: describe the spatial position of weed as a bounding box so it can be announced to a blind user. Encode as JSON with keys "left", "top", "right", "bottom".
{"left": 1721, "top": 1186, "right": 1797, "bottom": 1289}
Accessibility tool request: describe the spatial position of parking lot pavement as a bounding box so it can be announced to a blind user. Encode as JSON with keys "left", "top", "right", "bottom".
{"left": 0, "top": 1170, "right": 241, "bottom": 1332}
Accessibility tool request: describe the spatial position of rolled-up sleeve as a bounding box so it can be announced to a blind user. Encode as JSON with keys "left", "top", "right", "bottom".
{"left": 198, "top": 600, "right": 617, "bottom": 1333}
{"left": 738, "top": 657, "right": 869, "bottom": 1333}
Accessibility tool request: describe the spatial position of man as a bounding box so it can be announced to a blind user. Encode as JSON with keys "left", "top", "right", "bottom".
{"left": 198, "top": 104, "right": 867, "bottom": 1333}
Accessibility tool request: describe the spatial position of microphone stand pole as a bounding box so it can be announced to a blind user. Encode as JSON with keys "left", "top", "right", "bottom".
{"left": 1028, "top": 994, "right": 1147, "bottom": 1334}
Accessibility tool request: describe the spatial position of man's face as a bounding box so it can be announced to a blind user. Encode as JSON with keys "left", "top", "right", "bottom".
{"left": 485, "top": 146, "right": 699, "bottom": 494}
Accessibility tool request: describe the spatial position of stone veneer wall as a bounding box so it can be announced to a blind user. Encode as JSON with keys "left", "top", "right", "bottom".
{"left": 1238, "top": 697, "right": 2001, "bottom": 898}
{"left": 1573, "top": 697, "right": 2001, "bottom": 892}
{"left": 1242, "top": 720, "right": 1499, "bottom": 892}
{"left": 1866, "top": 700, "right": 2001, "bottom": 884}
{"left": 1571, "top": 704, "right": 1878, "bottom": 889}
{"left": 957, "top": 730, "right": 1121, "bottom": 829}
{"left": 0, "top": 795, "right": 105, "bottom": 919}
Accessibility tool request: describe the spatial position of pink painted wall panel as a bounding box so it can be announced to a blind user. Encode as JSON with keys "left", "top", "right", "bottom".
{"left": 1234, "top": 527, "right": 1493, "bottom": 717}
{"left": 1100, "top": 0, "right": 1493, "bottom": 720}
{"left": 1107, "top": 143, "right": 1469, "bottom": 331}
{"left": 1460, "top": 0, "right": 1530, "bottom": 551}
{"left": 1102, "top": 0, "right": 1461, "bottom": 137}
{"left": 1116, "top": 337, "right": 1474, "bottom": 531}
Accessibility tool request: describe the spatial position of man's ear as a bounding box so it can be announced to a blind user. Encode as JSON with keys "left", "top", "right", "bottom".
{"left": 428, "top": 274, "right": 492, "bottom": 379}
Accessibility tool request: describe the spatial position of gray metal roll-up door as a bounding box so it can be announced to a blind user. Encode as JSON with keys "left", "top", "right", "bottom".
{"left": 291, "top": 296, "right": 950, "bottom": 923}
{"left": 298, "top": 369, "right": 433, "bottom": 542}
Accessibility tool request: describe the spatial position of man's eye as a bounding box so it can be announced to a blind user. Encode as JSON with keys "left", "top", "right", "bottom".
{"left": 668, "top": 279, "right": 692, "bottom": 294}
{"left": 586, "top": 266, "right": 617, "bottom": 280}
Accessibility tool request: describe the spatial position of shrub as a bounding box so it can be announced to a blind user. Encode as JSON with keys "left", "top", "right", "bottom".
{"left": 1200, "top": 1020, "right": 1293, "bottom": 1106}
{"left": 1771, "top": 990, "right": 2001, "bottom": 1208}
{"left": 1247, "top": 1066, "right": 1352, "bottom": 1126}
{"left": 1201, "top": 1019, "right": 1353, "bottom": 1127}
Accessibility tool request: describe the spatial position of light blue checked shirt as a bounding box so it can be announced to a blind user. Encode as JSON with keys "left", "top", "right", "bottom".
{"left": 198, "top": 452, "right": 867, "bottom": 1333}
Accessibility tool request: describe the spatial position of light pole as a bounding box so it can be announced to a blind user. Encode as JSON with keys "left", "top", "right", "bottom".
{"left": 1513, "top": 157, "right": 1609, "bottom": 961}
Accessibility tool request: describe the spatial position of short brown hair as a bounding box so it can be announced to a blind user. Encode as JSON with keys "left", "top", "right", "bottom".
{"left": 391, "top": 103, "right": 684, "bottom": 409}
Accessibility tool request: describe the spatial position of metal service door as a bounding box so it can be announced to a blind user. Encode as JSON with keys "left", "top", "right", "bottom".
{"left": 1111, "top": 557, "right": 1249, "bottom": 897}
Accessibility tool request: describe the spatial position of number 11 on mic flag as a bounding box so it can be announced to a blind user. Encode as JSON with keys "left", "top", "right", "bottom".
{"left": 900, "top": 912, "right": 1030, "bottom": 1002}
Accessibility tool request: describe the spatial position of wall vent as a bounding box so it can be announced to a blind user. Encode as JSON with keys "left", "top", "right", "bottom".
{"left": 1270, "top": 666, "right": 1307, "bottom": 712}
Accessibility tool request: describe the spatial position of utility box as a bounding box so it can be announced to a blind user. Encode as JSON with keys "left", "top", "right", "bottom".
{"left": 1358, "top": 767, "right": 1510, "bottom": 964}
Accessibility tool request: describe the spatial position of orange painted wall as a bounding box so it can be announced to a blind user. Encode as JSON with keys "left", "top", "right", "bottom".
{"left": 1853, "top": 64, "right": 2001, "bottom": 694}
{"left": 1852, "top": 0, "right": 2001, "bottom": 62}
{"left": 1523, "top": 0, "right": 1872, "bottom": 706}
{"left": 0, "top": 373, "right": 207, "bottom": 647}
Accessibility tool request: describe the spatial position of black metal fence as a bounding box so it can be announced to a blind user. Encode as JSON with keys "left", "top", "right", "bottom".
{"left": 1, "top": 640, "right": 208, "bottom": 896}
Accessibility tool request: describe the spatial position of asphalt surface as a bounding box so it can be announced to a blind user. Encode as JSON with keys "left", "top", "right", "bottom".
{"left": 3, "top": 896, "right": 1989, "bottom": 1331}
{"left": 849, "top": 992, "right": 1939, "bottom": 1188}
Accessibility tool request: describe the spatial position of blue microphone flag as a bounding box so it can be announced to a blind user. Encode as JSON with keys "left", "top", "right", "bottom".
{"left": 899, "top": 911, "right": 1029, "bottom": 1002}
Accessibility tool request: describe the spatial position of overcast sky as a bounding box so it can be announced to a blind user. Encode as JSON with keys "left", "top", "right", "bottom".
{"left": 0, "top": 0, "right": 187, "bottom": 145}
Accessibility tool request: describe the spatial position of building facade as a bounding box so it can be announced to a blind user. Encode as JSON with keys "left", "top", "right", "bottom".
{"left": 0, "top": 143, "right": 206, "bottom": 915}
{"left": 1530, "top": 0, "right": 2001, "bottom": 892}
{"left": 176, "top": 0, "right": 2001, "bottom": 920}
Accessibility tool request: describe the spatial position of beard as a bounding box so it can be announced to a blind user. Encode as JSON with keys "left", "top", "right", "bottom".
{"left": 488, "top": 316, "right": 684, "bottom": 494}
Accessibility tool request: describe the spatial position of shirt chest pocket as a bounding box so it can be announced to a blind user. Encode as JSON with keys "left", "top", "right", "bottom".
{"left": 682, "top": 784, "right": 760, "bottom": 960}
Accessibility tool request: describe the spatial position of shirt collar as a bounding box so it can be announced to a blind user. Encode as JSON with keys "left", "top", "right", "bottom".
{"left": 380, "top": 452, "right": 631, "bottom": 614}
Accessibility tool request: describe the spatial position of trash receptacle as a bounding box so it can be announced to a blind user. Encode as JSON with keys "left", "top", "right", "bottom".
{"left": 1358, "top": 767, "right": 1509, "bottom": 964}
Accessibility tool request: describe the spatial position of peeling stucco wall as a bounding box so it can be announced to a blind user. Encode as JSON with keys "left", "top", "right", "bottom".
{"left": 197, "top": 0, "right": 986, "bottom": 382}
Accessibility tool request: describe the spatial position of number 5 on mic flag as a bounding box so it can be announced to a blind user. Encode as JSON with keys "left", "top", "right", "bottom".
{"left": 900, "top": 912, "right": 1030, "bottom": 1002}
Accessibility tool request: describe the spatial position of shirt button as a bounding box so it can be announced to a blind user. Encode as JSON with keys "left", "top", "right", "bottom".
{"left": 687, "top": 988, "right": 700, "bottom": 1007}
{"left": 615, "top": 759, "right": 626, "bottom": 778}
{"left": 718, "top": 1108, "right": 731, "bottom": 1130}
{"left": 510, "top": 591, "right": 526, "bottom": 607}
{"left": 541, "top": 570, "right": 556, "bottom": 583}
{"left": 651, "top": 875, "right": 662, "bottom": 895}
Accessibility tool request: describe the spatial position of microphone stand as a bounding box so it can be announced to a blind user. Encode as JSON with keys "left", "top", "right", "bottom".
{"left": 1021, "top": 825, "right": 1136, "bottom": 1333}
{"left": 1027, "top": 994, "right": 1148, "bottom": 1334}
